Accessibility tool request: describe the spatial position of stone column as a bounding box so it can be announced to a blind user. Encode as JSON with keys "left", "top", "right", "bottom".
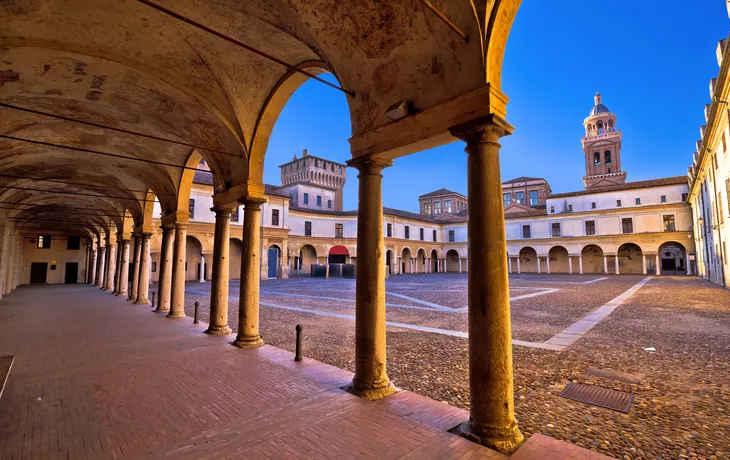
{"left": 156, "top": 226, "right": 175, "bottom": 312}
{"left": 459, "top": 258, "right": 463, "bottom": 273}
{"left": 578, "top": 254, "right": 584, "bottom": 274}
{"left": 642, "top": 254, "right": 647, "bottom": 274}
{"left": 207, "top": 208, "right": 233, "bottom": 335}
{"left": 516, "top": 257, "right": 521, "bottom": 274}
{"left": 536, "top": 257, "right": 541, "bottom": 274}
{"left": 545, "top": 256, "right": 551, "bottom": 274}
{"left": 615, "top": 255, "right": 620, "bottom": 275}
{"left": 656, "top": 254, "right": 661, "bottom": 275}
{"left": 341, "top": 156, "right": 394, "bottom": 400}
{"left": 686, "top": 254, "right": 692, "bottom": 275}
{"left": 96, "top": 246, "right": 106, "bottom": 289}
{"left": 129, "top": 234, "right": 142, "bottom": 301}
{"left": 233, "top": 197, "right": 266, "bottom": 347}
{"left": 450, "top": 116, "right": 524, "bottom": 453}
{"left": 507, "top": 257, "right": 511, "bottom": 274}
{"left": 135, "top": 233, "right": 152, "bottom": 304}
{"left": 90, "top": 248, "right": 98, "bottom": 286}
{"left": 198, "top": 254, "right": 205, "bottom": 282}
{"left": 168, "top": 223, "right": 187, "bottom": 317}
{"left": 116, "top": 239, "right": 130, "bottom": 296}
{"left": 603, "top": 255, "right": 608, "bottom": 274}
{"left": 568, "top": 256, "right": 573, "bottom": 274}
{"left": 112, "top": 241, "right": 122, "bottom": 294}
{"left": 100, "top": 242, "right": 110, "bottom": 289}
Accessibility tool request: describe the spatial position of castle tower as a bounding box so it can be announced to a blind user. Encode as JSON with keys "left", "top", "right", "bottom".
{"left": 278, "top": 149, "right": 347, "bottom": 211}
{"left": 581, "top": 93, "right": 627, "bottom": 189}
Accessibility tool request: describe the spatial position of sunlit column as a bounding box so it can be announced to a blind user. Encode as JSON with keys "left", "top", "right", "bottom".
{"left": 545, "top": 256, "right": 551, "bottom": 274}
{"left": 656, "top": 254, "right": 661, "bottom": 275}
{"left": 129, "top": 234, "right": 141, "bottom": 301}
{"left": 233, "top": 198, "right": 266, "bottom": 347}
{"left": 603, "top": 255, "right": 608, "bottom": 274}
{"left": 116, "top": 239, "right": 130, "bottom": 296}
{"left": 686, "top": 254, "right": 692, "bottom": 275}
{"left": 156, "top": 226, "right": 175, "bottom": 312}
{"left": 537, "top": 257, "right": 541, "bottom": 274}
{"left": 642, "top": 254, "right": 647, "bottom": 274}
{"left": 568, "top": 256, "right": 573, "bottom": 274}
{"left": 167, "top": 223, "right": 187, "bottom": 317}
{"left": 578, "top": 254, "right": 584, "bottom": 274}
{"left": 207, "top": 207, "right": 233, "bottom": 335}
{"left": 90, "top": 248, "right": 98, "bottom": 285}
{"left": 97, "top": 246, "right": 106, "bottom": 289}
{"left": 450, "top": 116, "right": 524, "bottom": 453}
{"left": 134, "top": 233, "right": 152, "bottom": 304}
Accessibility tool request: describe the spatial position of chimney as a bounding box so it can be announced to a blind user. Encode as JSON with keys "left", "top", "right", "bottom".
{"left": 302, "top": 149, "right": 308, "bottom": 157}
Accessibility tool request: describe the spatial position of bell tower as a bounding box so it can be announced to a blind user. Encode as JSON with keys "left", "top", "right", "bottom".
{"left": 581, "top": 93, "right": 627, "bottom": 189}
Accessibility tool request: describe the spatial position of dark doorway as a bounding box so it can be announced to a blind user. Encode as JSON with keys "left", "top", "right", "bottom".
{"left": 268, "top": 247, "right": 279, "bottom": 279}
{"left": 329, "top": 254, "right": 346, "bottom": 264}
{"left": 65, "top": 262, "right": 79, "bottom": 284}
{"left": 30, "top": 262, "right": 48, "bottom": 284}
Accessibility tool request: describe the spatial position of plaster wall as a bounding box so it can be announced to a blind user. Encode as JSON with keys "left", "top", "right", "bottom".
{"left": 21, "top": 236, "right": 89, "bottom": 285}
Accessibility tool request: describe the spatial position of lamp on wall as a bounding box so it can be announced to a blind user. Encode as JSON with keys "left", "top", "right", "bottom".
{"left": 697, "top": 217, "right": 718, "bottom": 232}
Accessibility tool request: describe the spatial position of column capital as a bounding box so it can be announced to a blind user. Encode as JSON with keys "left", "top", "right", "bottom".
{"left": 449, "top": 114, "right": 514, "bottom": 145}
{"left": 238, "top": 196, "right": 267, "bottom": 208}
{"left": 160, "top": 224, "right": 176, "bottom": 232}
{"left": 346, "top": 155, "right": 393, "bottom": 174}
{"left": 140, "top": 232, "right": 153, "bottom": 239}
{"left": 210, "top": 206, "right": 234, "bottom": 217}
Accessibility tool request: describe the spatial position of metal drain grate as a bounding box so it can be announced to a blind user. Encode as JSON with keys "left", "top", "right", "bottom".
{"left": 558, "top": 382, "right": 634, "bottom": 413}
{"left": 584, "top": 368, "right": 644, "bottom": 384}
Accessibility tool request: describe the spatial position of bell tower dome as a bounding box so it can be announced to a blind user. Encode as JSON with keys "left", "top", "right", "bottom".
{"left": 581, "top": 93, "right": 627, "bottom": 189}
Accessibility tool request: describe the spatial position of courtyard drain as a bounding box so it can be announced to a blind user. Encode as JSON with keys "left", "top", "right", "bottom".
{"left": 584, "top": 367, "right": 644, "bottom": 384}
{"left": 557, "top": 382, "right": 634, "bottom": 413}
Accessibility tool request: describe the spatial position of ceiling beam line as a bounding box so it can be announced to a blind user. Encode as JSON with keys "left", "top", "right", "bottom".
{"left": 0, "top": 102, "right": 243, "bottom": 158}
{"left": 0, "top": 200, "right": 125, "bottom": 213}
{"left": 0, "top": 184, "right": 158, "bottom": 202}
{"left": 0, "top": 208, "right": 126, "bottom": 218}
{"left": 0, "top": 134, "right": 210, "bottom": 172}
{"left": 135, "top": 0, "right": 355, "bottom": 97}
{"left": 417, "top": 0, "right": 469, "bottom": 42}
{"left": 0, "top": 173, "right": 176, "bottom": 197}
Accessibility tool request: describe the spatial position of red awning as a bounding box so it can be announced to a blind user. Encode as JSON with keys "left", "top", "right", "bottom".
{"left": 329, "top": 245, "right": 349, "bottom": 255}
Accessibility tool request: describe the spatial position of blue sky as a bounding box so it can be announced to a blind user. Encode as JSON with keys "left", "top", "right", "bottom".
{"left": 265, "top": 1, "right": 729, "bottom": 213}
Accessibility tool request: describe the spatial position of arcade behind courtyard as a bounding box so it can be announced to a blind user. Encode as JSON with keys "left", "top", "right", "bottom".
{"left": 180, "top": 274, "right": 730, "bottom": 460}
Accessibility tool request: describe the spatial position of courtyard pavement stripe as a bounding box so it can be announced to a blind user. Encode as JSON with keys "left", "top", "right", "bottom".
{"left": 258, "top": 290, "right": 446, "bottom": 311}
{"left": 385, "top": 292, "right": 453, "bottom": 311}
{"left": 542, "top": 276, "right": 652, "bottom": 350}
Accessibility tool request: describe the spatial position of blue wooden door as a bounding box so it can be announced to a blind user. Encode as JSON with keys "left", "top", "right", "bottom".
{"left": 268, "top": 248, "right": 279, "bottom": 279}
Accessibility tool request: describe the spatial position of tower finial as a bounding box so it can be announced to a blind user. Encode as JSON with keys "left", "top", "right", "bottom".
{"left": 594, "top": 92, "right": 602, "bottom": 105}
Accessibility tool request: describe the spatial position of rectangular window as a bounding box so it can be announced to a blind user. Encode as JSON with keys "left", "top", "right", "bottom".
{"left": 271, "top": 209, "right": 279, "bottom": 226}
{"left": 304, "top": 221, "right": 312, "bottom": 236}
{"left": 719, "top": 193, "right": 724, "bottom": 223}
{"left": 567, "top": 204, "right": 573, "bottom": 212}
{"left": 424, "top": 203, "right": 431, "bottom": 214}
{"left": 386, "top": 223, "right": 392, "bottom": 237}
{"left": 444, "top": 200, "right": 452, "bottom": 213}
{"left": 328, "top": 199, "right": 332, "bottom": 209}
{"left": 230, "top": 207, "right": 239, "bottom": 222}
{"left": 420, "top": 228, "right": 424, "bottom": 241}
{"left": 550, "top": 206, "right": 555, "bottom": 213}
{"left": 591, "top": 202, "right": 597, "bottom": 209}
{"left": 67, "top": 236, "right": 80, "bottom": 250}
{"left": 635, "top": 197, "right": 641, "bottom": 205}
{"left": 663, "top": 215, "right": 676, "bottom": 232}
{"left": 682, "top": 192, "right": 689, "bottom": 202}
{"left": 661, "top": 195, "right": 667, "bottom": 203}
{"left": 516, "top": 191, "right": 525, "bottom": 205}
{"left": 622, "top": 218, "right": 633, "bottom": 234}
{"left": 189, "top": 199, "right": 195, "bottom": 218}
{"left": 433, "top": 229, "right": 437, "bottom": 242}
{"left": 551, "top": 222, "right": 561, "bottom": 237}
{"left": 522, "top": 225, "right": 531, "bottom": 239}
{"left": 37, "top": 234, "right": 51, "bottom": 249}
{"left": 335, "top": 223, "right": 343, "bottom": 238}
{"left": 303, "top": 193, "right": 309, "bottom": 205}
{"left": 616, "top": 199, "right": 622, "bottom": 207}
{"left": 433, "top": 202, "right": 441, "bottom": 214}
{"left": 316, "top": 196, "right": 322, "bottom": 207}
{"left": 151, "top": 262, "right": 157, "bottom": 272}
{"left": 585, "top": 220, "right": 596, "bottom": 236}
{"left": 529, "top": 190, "right": 539, "bottom": 206}
{"left": 503, "top": 193, "right": 511, "bottom": 208}
{"left": 448, "top": 230, "right": 455, "bottom": 242}
{"left": 405, "top": 226, "right": 410, "bottom": 239}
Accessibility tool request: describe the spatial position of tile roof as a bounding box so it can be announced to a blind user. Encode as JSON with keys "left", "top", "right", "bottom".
{"left": 418, "top": 188, "right": 465, "bottom": 199}
{"left": 548, "top": 176, "right": 688, "bottom": 199}
{"left": 503, "top": 176, "right": 546, "bottom": 184}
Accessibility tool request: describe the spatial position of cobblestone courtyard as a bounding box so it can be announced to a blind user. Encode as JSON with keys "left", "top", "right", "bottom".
{"left": 180, "top": 274, "right": 730, "bottom": 460}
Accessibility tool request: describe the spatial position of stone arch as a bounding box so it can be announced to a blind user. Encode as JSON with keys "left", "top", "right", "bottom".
{"left": 416, "top": 248, "right": 427, "bottom": 273}
{"left": 518, "top": 247, "right": 538, "bottom": 273}
{"left": 185, "top": 235, "right": 204, "bottom": 281}
{"left": 548, "top": 246, "right": 570, "bottom": 273}
{"left": 617, "top": 243, "right": 643, "bottom": 274}
{"left": 581, "top": 244, "right": 604, "bottom": 274}
{"left": 401, "top": 247, "right": 413, "bottom": 274}
{"left": 658, "top": 241, "right": 687, "bottom": 275}
{"left": 431, "top": 249, "right": 439, "bottom": 273}
{"left": 385, "top": 249, "right": 393, "bottom": 275}
{"left": 445, "top": 249, "right": 460, "bottom": 273}
{"left": 299, "top": 244, "right": 318, "bottom": 274}
{"left": 229, "top": 238, "right": 243, "bottom": 280}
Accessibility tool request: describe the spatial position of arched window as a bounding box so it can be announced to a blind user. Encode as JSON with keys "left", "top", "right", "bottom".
{"left": 597, "top": 121, "right": 604, "bottom": 134}
{"left": 605, "top": 150, "right": 612, "bottom": 164}
{"left": 594, "top": 152, "right": 601, "bottom": 165}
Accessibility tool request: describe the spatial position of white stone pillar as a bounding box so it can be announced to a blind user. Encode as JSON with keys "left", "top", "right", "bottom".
{"left": 516, "top": 257, "right": 521, "bottom": 274}
{"left": 603, "top": 255, "right": 608, "bottom": 274}
{"left": 459, "top": 258, "right": 463, "bottom": 273}
{"left": 199, "top": 254, "right": 205, "bottom": 282}
{"left": 578, "top": 254, "right": 583, "bottom": 274}
{"left": 508, "top": 257, "right": 512, "bottom": 274}
{"left": 656, "top": 254, "right": 661, "bottom": 275}
{"left": 686, "top": 254, "right": 692, "bottom": 275}
{"left": 116, "top": 239, "right": 130, "bottom": 296}
{"left": 537, "top": 257, "right": 541, "bottom": 274}
{"left": 568, "top": 256, "right": 573, "bottom": 274}
{"left": 135, "top": 233, "right": 152, "bottom": 304}
{"left": 545, "top": 256, "right": 551, "bottom": 274}
{"left": 642, "top": 255, "right": 647, "bottom": 275}
{"left": 615, "top": 255, "right": 620, "bottom": 275}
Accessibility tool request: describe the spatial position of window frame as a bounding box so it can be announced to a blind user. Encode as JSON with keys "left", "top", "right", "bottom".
{"left": 335, "top": 223, "right": 344, "bottom": 238}
{"left": 271, "top": 209, "right": 280, "bottom": 226}
{"left": 551, "top": 222, "right": 561, "bottom": 237}
{"left": 448, "top": 230, "right": 455, "bottom": 242}
{"left": 37, "top": 234, "right": 51, "bottom": 249}
{"left": 515, "top": 191, "right": 525, "bottom": 205}
{"left": 529, "top": 190, "right": 539, "bottom": 207}
{"left": 522, "top": 225, "right": 531, "bottom": 239}
{"left": 304, "top": 221, "right": 312, "bottom": 236}
{"left": 189, "top": 198, "right": 195, "bottom": 218}
{"left": 503, "top": 193, "right": 511, "bottom": 208}
{"left": 585, "top": 220, "right": 596, "bottom": 236}
{"left": 621, "top": 217, "right": 633, "bottom": 234}
{"left": 419, "top": 228, "right": 424, "bottom": 241}
{"left": 663, "top": 214, "right": 676, "bottom": 232}
{"left": 386, "top": 223, "right": 392, "bottom": 238}
{"left": 303, "top": 193, "right": 309, "bottom": 205}
{"left": 404, "top": 225, "right": 410, "bottom": 239}
{"left": 432, "top": 229, "right": 437, "bottom": 242}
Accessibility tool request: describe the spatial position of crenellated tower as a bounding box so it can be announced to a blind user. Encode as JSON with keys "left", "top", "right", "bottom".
{"left": 581, "top": 93, "right": 627, "bottom": 189}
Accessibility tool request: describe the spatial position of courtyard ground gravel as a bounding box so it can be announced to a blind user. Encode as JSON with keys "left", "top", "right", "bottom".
{"left": 165, "top": 274, "right": 730, "bottom": 460}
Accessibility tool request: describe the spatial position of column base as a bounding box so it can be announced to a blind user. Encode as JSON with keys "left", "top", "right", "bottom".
{"left": 115, "top": 291, "right": 127, "bottom": 297}
{"left": 133, "top": 298, "right": 151, "bottom": 305}
{"left": 205, "top": 325, "right": 233, "bottom": 335}
{"left": 454, "top": 420, "right": 524, "bottom": 455}
{"left": 154, "top": 306, "right": 170, "bottom": 313}
{"left": 166, "top": 311, "right": 186, "bottom": 318}
{"left": 343, "top": 380, "right": 397, "bottom": 401}
{"left": 232, "top": 335, "right": 264, "bottom": 348}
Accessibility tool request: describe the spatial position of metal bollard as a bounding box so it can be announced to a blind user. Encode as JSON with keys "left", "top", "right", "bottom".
{"left": 194, "top": 302, "right": 199, "bottom": 324}
{"left": 295, "top": 324, "right": 303, "bottom": 361}
{"left": 151, "top": 292, "right": 156, "bottom": 308}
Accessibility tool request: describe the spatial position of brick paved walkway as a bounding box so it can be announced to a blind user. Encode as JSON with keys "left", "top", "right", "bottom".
{"left": 0, "top": 285, "right": 608, "bottom": 459}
